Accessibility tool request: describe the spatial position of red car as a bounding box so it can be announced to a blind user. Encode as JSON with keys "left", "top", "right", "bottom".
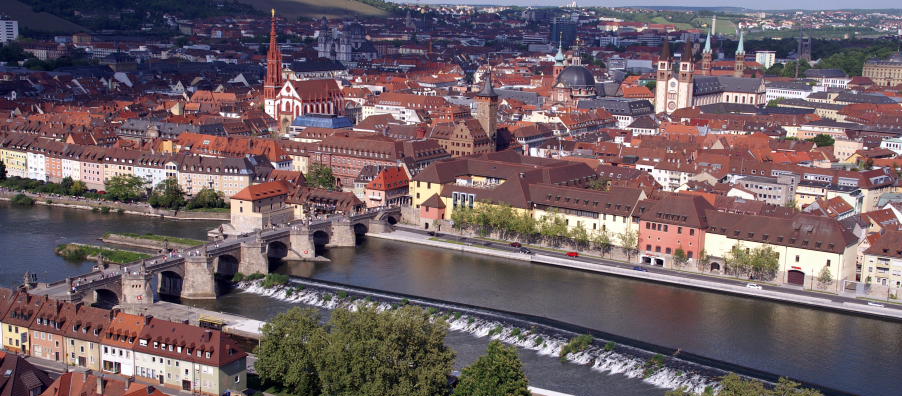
{"left": 510, "top": 242, "right": 522, "bottom": 248}
{"left": 566, "top": 252, "right": 579, "bottom": 257}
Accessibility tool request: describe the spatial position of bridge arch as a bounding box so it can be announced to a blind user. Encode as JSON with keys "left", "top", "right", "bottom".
{"left": 93, "top": 288, "right": 119, "bottom": 309}
{"left": 267, "top": 240, "right": 289, "bottom": 259}
{"left": 158, "top": 270, "right": 184, "bottom": 298}
{"left": 312, "top": 230, "right": 331, "bottom": 247}
{"left": 215, "top": 254, "right": 239, "bottom": 279}
{"left": 353, "top": 222, "right": 369, "bottom": 236}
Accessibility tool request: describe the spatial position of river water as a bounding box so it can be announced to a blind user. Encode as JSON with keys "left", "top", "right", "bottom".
{"left": 2, "top": 202, "right": 899, "bottom": 395}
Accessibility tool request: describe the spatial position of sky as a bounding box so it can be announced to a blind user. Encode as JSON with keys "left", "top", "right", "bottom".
{"left": 402, "top": 1, "right": 902, "bottom": 10}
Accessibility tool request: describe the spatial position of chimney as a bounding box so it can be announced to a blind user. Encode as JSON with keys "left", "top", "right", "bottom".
{"left": 96, "top": 376, "right": 105, "bottom": 395}
{"left": 125, "top": 376, "right": 134, "bottom": 390}
{"left": 144, "top": 315, "right": 153, "bottom": 325}
{"left": 82, "top": 369, "right": 91, "bottom": 382}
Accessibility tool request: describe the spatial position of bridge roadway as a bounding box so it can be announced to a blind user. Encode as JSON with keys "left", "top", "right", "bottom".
{"left": 30, "top": 208, "right": 401, "bottom": 305}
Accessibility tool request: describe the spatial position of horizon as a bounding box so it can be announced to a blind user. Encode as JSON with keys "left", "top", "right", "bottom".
{"left": 395, "top": 1, "right": 902, "bottom": 11}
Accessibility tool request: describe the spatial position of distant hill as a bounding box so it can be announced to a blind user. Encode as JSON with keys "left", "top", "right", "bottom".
{"left": 4, "top": 0, "right": 85, "bottom": 34}
{"left": 234, "top": 0, "right": 391, "bottom": 19}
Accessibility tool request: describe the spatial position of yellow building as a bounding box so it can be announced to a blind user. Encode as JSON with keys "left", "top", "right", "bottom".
{"left": 862, "top": 54, "right": 902, "bottom": 87}
{"left": 1, "top": 292, "right": 46, "bottom": 355}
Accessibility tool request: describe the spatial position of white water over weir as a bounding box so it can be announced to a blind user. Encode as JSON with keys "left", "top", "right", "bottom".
{"left": 238, "top": 279, "right": 721, "bottom": 394}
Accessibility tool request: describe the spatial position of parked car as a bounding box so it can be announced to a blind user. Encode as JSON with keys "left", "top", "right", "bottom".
{"left": 519, "top": 247, "right": 533, "bottom": 255}
{"left": 632, "top": 266, "right": 648, "bottom": 272}
{"left": 510, "top": 242, "right": 522, "bottom": 248}
{"left": 566, "top": 252, "right": 579, "bottom": 257}
{"left": 746, "top": 283, "right": 763, "bottom": 290}
{"left": 427, "top": 231, "right": 436, "bottom": 236}
{"left": 867, "top": 301, "right": 885, "bottom": 308}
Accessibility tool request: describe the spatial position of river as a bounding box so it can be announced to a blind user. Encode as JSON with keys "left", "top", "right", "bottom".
{"left": 2, "top": 202, "right": 899, "bottom": 395}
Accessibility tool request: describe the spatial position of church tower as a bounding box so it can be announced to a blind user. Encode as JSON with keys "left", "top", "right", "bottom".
{"left": 654, "top": 39, "right": 673, "bottom": 114}
{"left": 476, "top": 68, "right": 499, "bottom": 145}
{"left": 553, "top": 37, "right": 566, "bottom": 82}
{"left": 264, "top": 9, "right": 283, "bottom": 119}
{"left": 701, "top": 31, "right": 713, "bottom": 75}
{"left": 676, "top": 40, "right": 695, "bottom": 110}
{"left": 734, "top": 30, "right": 746, "bottom": 78}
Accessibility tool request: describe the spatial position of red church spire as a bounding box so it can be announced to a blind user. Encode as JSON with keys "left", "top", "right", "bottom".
{"left": 264, "top": 9, "right": 283, "bottom": 104}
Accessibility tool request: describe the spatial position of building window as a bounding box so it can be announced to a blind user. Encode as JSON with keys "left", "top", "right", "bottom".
{"left": 795, "top": 255, "right": 800, "bottom": 262}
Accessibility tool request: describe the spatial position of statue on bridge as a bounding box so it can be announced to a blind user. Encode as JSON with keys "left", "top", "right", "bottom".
{"left": 22, "top": 272, "right": 36, "bottom": 290}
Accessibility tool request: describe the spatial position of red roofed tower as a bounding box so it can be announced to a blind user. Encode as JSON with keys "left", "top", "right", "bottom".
{"left": 264, "top": 9, "right": 283, "bottom": 119}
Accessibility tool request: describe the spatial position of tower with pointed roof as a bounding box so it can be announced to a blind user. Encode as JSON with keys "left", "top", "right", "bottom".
{"left": 701, "top": 31, "right": 713, "bottom": 75}
{"left": 654, "top": 39, "right": 673, "bottom": 113}
{"left": 476, "top": 68, "right": 499, "bottom": 145}
{"left": 264, "top": 9, "right": 283, "bottom": 120}
{"left": 734, "top": 30, "right": 746, "bottom": 78}
{"left": 553, "top": 34, "right": 566, "bottom": 81}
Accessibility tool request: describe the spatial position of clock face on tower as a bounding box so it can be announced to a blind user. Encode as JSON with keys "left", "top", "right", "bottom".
{"left": 667, "top": 101, "right": 677, "bottom": 111}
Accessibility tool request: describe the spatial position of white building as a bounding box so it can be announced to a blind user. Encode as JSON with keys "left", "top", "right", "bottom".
{"left": 880, "top": 137, "right": 902, "bottom": 156}
{"left": 26, "top": 151, "right": 46, "bottom": 182}
{"left": 755, "top": 51, "right": 776, "bottom": 69}
{"left": 0, "top": 20, "right": 18, "bottom": 43}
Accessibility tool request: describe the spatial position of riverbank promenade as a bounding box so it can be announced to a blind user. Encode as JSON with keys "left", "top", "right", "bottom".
{"left": 371, "top": 227, "right": 902, "bottom": 321}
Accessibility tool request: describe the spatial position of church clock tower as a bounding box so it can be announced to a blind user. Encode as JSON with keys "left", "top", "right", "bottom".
{"left": 654, "top": 40, "right": 674, "bottom": 114}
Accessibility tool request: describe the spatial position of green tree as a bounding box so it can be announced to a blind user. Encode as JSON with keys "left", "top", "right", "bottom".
{"left": 69, "top": 180, "right": 87, "bottom": 196}
{"left": 808, "top": 134, "right": 835, "bottom": 147}
{"left": 254, "top": 307, "right": 324, "bottom": 396}
{"left": 696, "top": 249, "right": 710, "bottom": 272}
{"left": 749, "top": 245, "right": 780, "bottom": 281}
{"left": 570, "top": 223, "right": 590, "bottom": 249}
{"left": 587, "top": 178, "right": 611, "bottom": 191}
{"left": 314, "top": 305, "right": 454, "bottom": 396}
{"left": 592, "top": 230, "right": 613, "bottom": 258}
{"left": 104, "top": 175, "right": 145, "bottom": 201}
{"left": 538, "top": 212, "right": 569, "bottom": 247}
{"left": 817, "top": 265, "right": 834, "bottom": 289}
{"left": 618, "top": 229, "right": 639, "bottom": 262}
{"left": 186, "top": 188, "right": 225, "bottom": 209}
{"left": 455, "top": 340, "right": 530, "bottom": 396}
{"left": 0, "top": 160, "right": 6, "bottom": 181}
{"left": 148, "top": 178, "right": 186, "bottom": 209}
{"left": 673, "top": 247, "right": 689, "bottom": 268}
{"left": 60, "top": 176, "right": 74, "bottom": 192}
{"left": 307, "top": 164, "right": 336, "bottom": 190}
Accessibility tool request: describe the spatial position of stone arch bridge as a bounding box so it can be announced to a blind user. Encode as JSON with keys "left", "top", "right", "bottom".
{"left": 31, "top": 208, "right": 400, "bottom": 307}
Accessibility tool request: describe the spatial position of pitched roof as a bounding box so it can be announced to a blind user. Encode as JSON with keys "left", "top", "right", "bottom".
{"left": 230, "top": 180, "right": 292, "bottom": 201}
{"left": 0, "top": 351, "right": 53, "bottom": 396}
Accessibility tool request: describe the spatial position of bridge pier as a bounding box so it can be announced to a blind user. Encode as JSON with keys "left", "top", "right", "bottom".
{"left": 329, "top": 219, "right": 356, "bottom": 247}
{"left": 182, "top": 255, "right": 216, "bottom": 299}
{"left": 239, "top": 241, "right": 269, "bottom": 275}
{"left": 369, "top": 219, "right": 392, "bottom": 234}
{"left": 286, "top": 227, "right": 316, "bottom": 260}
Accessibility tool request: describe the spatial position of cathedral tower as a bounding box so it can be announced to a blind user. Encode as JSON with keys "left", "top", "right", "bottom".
{"left": 654, "top": 39, "right": 673, "bottom": 114}
{"left": 264, "top": 9, "right": 283, "bottom": 119}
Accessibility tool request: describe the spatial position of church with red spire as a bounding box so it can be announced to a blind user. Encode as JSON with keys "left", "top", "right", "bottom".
{"left": 263, "top": 9, "right": 344, "bottom": 132}
{"left": 263, "top": 9, "right": 283, "bottom": 119}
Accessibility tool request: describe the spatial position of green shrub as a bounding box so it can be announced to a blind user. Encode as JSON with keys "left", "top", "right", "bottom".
{"left": 510, "top": 328, "right": 522, "bottom": 338}
{"left": 322, "top": 294, "right": 333, "bottom": 302}
{"left": 534, "top": 336, "right": 545, "bottom": 347}
{"left": 559, "top": 334, "right": 593, "bottom": 362}
{"left": 45, "top": 199, "right": 53, "bottom": 204}
{"left": 452, "top": 311, "right": 462, "bottom": 321}
{"left": 261, "top": 273, "right": 290, "bottom": 289}
{"left": 100, "top": 206, "right": 111, "bottom": 214}
{"left": 337, "top": 291, "right": 348, "bottom": 299}
{"left": 116, "top": 208, "right": 125, "bottom": 214}
{"left": 643, "top": 354, "right": 666, "bottom": 377}
{"left": 11, "top": 194, "right": 34, "bottom": 206}
{"left": 427, "top": 307, "right": 438, "bottom": 315}
{"left": 400, "top": 298, "right": 409, "bottom": 306}
{"left": 488, "top": 325, "right": 504, "bottom": 337}
{"left": 91, "top": 207, "right": 100, "bottom": 213}
{"left": 231, "top": 273, "right": 245, "bottom": 283}
{"left": 604, "top": 341, "right": 617, "bottom": 352}
{"left": 245, "top": 273, "right": 265, "bottom": 281}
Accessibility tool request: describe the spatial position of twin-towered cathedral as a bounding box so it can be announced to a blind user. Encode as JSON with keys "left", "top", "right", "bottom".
{"left": 654, "top": 31, "right": 766, "bottom": 114}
